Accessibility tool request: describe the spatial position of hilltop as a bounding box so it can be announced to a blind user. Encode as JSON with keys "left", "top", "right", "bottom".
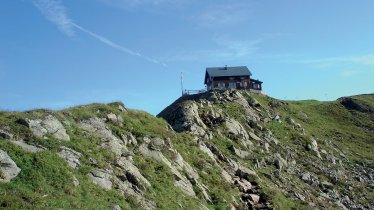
{"left": 1, "top": 90, "right": 373, "bottom": 209}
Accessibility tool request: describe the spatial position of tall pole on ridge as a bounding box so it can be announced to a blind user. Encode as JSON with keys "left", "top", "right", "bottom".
{"left": 181, "top": 72, "right": 184, "bottom": 96}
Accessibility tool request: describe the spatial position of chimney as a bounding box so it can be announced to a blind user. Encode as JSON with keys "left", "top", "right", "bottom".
{"left": 225, "top": 65, "right": 227, "bottom": 70}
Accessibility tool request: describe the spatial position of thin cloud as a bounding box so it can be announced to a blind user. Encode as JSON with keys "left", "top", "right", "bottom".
{"left": 72, "top": 23, "right": 142, "bottom": 57}
{"left": 164, "top": 36, "right": 264, "bottom": 62}
{"left": 33, "top": 0, "right": 75, "bottom": 36}
{"left": 32, "top": 0, "right": 166, "bottom": 66}
{"left": 339, "top": 70, "right": 360, "bottom": 78}
{"left": 302, "top": 54, "right": 374, "bottom": 68}
{"left": 98, "top": 0, "right": 188, "bottom": 9}
{"left": 194, "top": 2, "right": 252, "bottom": 27}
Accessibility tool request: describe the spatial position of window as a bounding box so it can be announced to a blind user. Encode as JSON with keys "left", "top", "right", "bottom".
{"left": 244, "top": 82, "right": 247, "bottom": 87}
{"left": 218, "top": 82, "right": 225, "bottom": 87}
{"left": 228, "top": 83, "right": 235, "bottom": 89}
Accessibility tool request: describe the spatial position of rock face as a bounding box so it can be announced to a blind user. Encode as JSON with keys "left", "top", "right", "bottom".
{"left": 340, "top": 97, "right": 374, "bottom": 113}
{"left": 79, "top": 117, "right": 126, "bottom": 156}
{"left": 9, "top": 140, "right": 44, "bottom": 153}
{"left": 88, "top": 169, "right": 113, "bottom": 190}
{"left": 0, "top": 92, "right": 373, "bottom": 210}
{"left": 158, "top": 102, "right": 207, "bottom": 137}
{"left": 138, "top": 141, "right": 196, "bottom": 197}
{"left": 0, "top": 129, "right": 14, "bottom": 139}
{"left": 0, "top": 149, "right": 21, "bottom": 182}
{"left": 18, "top": 115, "right": 70, "bottom": 141}
{"left": 42, "top": 115, "right": 71, "bottom": 141}
{"left": 58, "top": 146, "right": 81, "bottom": 169}
{"left": 225, "top": 118, "right": 249, "bottom": 141}
{"left": 107, "top": 113, "right": 124, "bottom": 125}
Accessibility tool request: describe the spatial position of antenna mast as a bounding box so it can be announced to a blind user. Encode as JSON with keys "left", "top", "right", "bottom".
{"left": 181, "top": 72, "right": 184, "bottom": 96}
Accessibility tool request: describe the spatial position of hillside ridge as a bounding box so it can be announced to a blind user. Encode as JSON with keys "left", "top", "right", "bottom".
{"left": 1, "top": 91, "right": 373, "bottom": 209}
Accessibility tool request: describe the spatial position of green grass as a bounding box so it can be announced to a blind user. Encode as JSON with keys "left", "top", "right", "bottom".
{"left": 0, "top": 141, "right": 133, "bottom": 209}
{"left": 1, "top": 93, "right": 373, "bottom": 210}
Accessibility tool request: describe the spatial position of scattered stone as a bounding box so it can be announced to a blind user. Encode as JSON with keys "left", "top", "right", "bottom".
{"left": 117, "top": 104, "right": 127, "bottom": 112}
{"left": 273, "top": 115, "right": 281, "bottom": 122}
{"left": 18, "top": 118, "right": 47, "bottom": 137}
{"left": 0, "top": 129, "right": 13, "bottom": 139}
{"left": 18, "top": 115, "right": 70, "bottom": 141}
{"left": 340, "top": 97, "right": 373, "bottom": 113}
{"left": 308, "top": 137, "right": 321, "bottom": 158}
{"left": 0, "top": 149, "right": 21, "bottom": 182}
{"left": 247, "top": 96, "right": 260, "bottom": 107}
{"left": 159, "top": 102, "right": 207, "bottom": 137}
{"left": 107, "top": 113, "right": 124, "bottom": 125}
{"left": 248, "top": 194, "right": 260, "bottom": 204}
{"left": 42, "top": 115, "right": 70, "bottom": 141}
{"left": 234, "top": 177, "right": 252, "bottom": 193}
{"left": 111, "top": 204, "right": 122, "bottom": 210}
{"left": 72, "top": 175, "right": 80, "bottom": 186}
{"left": 273, "top": 153, "right": 287, "bottom": 171}
{"left": 294, "top": 192, "right": 306, "bottom": 202}
{"left": 321, "top": 181, "right": 334, "bottom": 190}
{"left": 9, "top": 140, "right": 44, "bottom": 153}
{"left": 115, "top": 157, "right": 151, "bottom": 188}
{"left": 138, "top": 143, "right": 196, "bottom": 197}
{"left": 264, "top": 143, "right": 270, "bottom": 152}
{"left": 79, "top": 117, "right": 127, "bottom": 156}
{"left": 88, "top": 169, "right": 113, "bottom": 190}
{"left": 57, "top": 146, "right": 81, "bottom": 169}
{"left": 236, "top": 166, "right": 257, "bottom": 182}
{"left": 229, "top": 145, "right": 250, "bottom": 159}
{"left": 225, "top": 118, "right": 249, "bottom": 140}
{"left": 149, "top": 137, "right": 164, "bottom": 151}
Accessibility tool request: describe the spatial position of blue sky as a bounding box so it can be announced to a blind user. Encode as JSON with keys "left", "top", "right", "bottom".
{"left": 1, "top": 0, "right": 373, "bottom": 115}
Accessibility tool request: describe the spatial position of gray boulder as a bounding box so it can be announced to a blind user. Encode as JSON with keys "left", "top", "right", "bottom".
{"left": 115, "top": 157, "right": 151, "bottom": 188}
{"left": 230, "top": 145, "right": 250, "bottom": 159}
{"left": 88, "top": 169, "right": 113, "bottom": 190}
{"left": 18, "top": 115, "right": 70, "bottom": 141}
{"left": 111, "top": 204, "right": 122, "bottom": 210}
{"left": 308, "top": 137, "right": 321, "bottom": 158}
{"left": 236, "top": 166, "right": 257, "bottom": 181}
{"left": 9, "top": 140, "right": 44, "bottom": 153}
{"left": 79, "top": 117, "right": 127, "bottom": 156}
{"left": 0, "top": 149, "right": 21, "bottom": 182}
{"left": 58, "top": 146, "right": 81, "bottom": 169}
{"left": 225, "top": 118, "right": 249, "bottom": 141}
{"left": 107, "top": 113, "right": 124, "bottom": 125}
{"left": 161, "top": 102, "right": 207, "bottom": 137}
{"left": 42, "top": 115, "right": 70, "bottom": 141}
{"left": 0, "top": 129, "right": 13, "bottom": 139}
{"left": 138, "top": 143, "right": 196, "bottom": 197}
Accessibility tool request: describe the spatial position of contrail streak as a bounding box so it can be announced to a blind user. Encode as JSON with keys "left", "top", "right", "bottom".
{"left": 33, "top": 0, "right": 167, "bottom": 67}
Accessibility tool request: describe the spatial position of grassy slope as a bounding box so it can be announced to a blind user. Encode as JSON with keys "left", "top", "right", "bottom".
{"left": 1, "top": 93, "right": 373, "bottom": 209}
{"left": 252, "top": 93, "right": 374, "bottom": 208}
{"left": 0, "top": 103, "right": 239, "bottom": 209}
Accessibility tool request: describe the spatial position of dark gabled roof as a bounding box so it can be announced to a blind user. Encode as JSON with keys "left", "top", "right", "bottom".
{"left": 204, "top": 66, "right": 252, "bottom": 84}
{"left": 250, "top": 79, "right": 263, "bottom": 84}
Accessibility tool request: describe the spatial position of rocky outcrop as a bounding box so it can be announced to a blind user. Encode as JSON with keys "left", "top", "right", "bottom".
{"left": 9, "top": 140, "right": 44, "bottom": 153}
{"left": 107, "top": 113, "right": 124, "bottom": 125}
{"left": 0, "top": 149, "right": 21, "bottom": 182}
{"left": 225, "top": 118, "right": 249, "bottom": 141}
{"left": 88, "top": 168, "right": 113, "bottom": 190}
{"left": 79, "top": 117, "right": 126, "bottom": 156}
{"left": 307, "top": 137, "right": 321, "bottom": 158}
{"left": 138, "top": 140, "right": 196, "bottom": 197}
{"left": 18, "top": 115, "right": 70, "bottom": 141}
{"left": 340, "top": 97, "right": 374, "bottom": 113}
{"left": 115, "top": 157, "right": 151, "bottom": 189}
{"left": 165, "top": 102, "right": 207, "bottom": 137}
{"left": 0, "top": 129, "right": 13, "bottom": 139}
{"left": 58, "top": 146, "right": 81, "bottom": 169}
